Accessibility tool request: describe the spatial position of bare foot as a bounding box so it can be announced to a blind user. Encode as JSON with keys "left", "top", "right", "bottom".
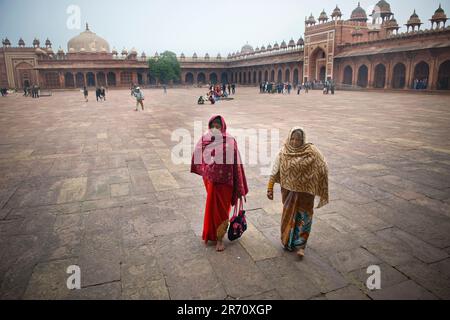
{"left": 216, "top": 241, "right": 225, "bottom": 252}
{"left": 297, "top": 248, "right": 305, "bottom": 258}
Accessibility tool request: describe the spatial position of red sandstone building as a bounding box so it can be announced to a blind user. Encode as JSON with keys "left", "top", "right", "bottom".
{"left": 1, "top": 1, "right": 450, "bottom": 91}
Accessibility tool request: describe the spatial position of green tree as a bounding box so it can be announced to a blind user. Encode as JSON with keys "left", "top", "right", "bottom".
{"left": 148, "top": 51, "right": 181, "bottom": 85}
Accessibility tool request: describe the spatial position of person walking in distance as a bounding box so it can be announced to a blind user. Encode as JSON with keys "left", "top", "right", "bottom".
{"left": 133, "top": 87, "right": 145, "bottom": 111}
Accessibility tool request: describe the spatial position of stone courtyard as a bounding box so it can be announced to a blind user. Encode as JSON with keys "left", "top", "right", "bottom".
{"left": 0, "top": 87, "right": 449, "bottom": 300}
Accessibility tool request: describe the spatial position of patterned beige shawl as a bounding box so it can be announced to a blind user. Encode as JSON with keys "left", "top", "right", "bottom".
{"left": 271, "top": 127, "right": 329, "bottom": 208}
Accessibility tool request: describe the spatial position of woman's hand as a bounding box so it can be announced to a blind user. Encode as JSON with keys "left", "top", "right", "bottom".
{"left": 267, "top": 189, "right": 274, "bottom": 200}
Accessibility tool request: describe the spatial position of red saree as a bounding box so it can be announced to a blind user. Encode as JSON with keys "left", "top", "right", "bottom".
{"left": 202, "top": 177, "right": 233, "bottom": 242}
{"left": 191, "top": 115, "right": 248, "bottom": 243}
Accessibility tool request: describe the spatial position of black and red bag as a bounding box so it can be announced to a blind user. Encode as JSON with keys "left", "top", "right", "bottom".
{"left": 228, "top": 198, "right": 247, "bottom": 241}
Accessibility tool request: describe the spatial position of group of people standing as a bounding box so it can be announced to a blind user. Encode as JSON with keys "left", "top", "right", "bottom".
{"left": 413, "top": 78, "right": 428, "bottom": 90}
{"left": 191, "top": 115, "right": 329, "bottom": 256}
{"left": 23, "top": 85, "right": 41, "bottom": 98}
{"left": 95, "top": 87, "right": 107, "bottom": 101}
{"left": 322, "top": 80, "right": 336, "bottom": 95}
{"left": 260, "top": 82, "right": 293, "bottom": 94}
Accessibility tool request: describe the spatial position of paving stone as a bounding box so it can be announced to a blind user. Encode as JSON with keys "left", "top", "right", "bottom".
{"left": 147, "top": 169, "right": 180, "bottom": 191}
{"left": 347, "top": 263, "right": 408, "bottom": 293}
{"left": 328, "top": 247, "right": 381, "bottom": 273}
{"left": 23, "top": 258, "right": 79, "bottom": 299}
{"left": 206, "top": 243, "right": 274, "bottom": 299}
{"left": 368, "top": 280, "right": 438, "bottom": 300}
{"left": 239, "top": 222, "right": 280, "bottom": 261}
{"left": 397, "top": 259, "right": 450, "bottom": 300}
{"left": 256, "top": 256, "right": 321, "bottom": 299}
{"left": 325, "top": 285, "right": 369, "bottom": 300}
{"left": 376, "top": 227, "right": 448, "bottom": 264}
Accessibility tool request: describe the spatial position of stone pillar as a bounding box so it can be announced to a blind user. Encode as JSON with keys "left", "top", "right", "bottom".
{"left": 72, "top": 73, "right": 76, "bottom": 88}
{"left": 367, "top": 62, "right": 374, "bottom": 88}
{"left": 93, "top": 72, "right": 97, "bottom": 87}
{"left": 352, "top": 63, "right": 357, "bottom": 86}
{"left": 429, "top": 55, "right": 439, "bottom": 90}
{"left": 406, "top": 59, "right": 415, "bottom": 90}
{"left": 385, "top": 60, "right": 392, "bottom": 89}
{"left": 84, "top": 73, "right": 87, "bottom": 87}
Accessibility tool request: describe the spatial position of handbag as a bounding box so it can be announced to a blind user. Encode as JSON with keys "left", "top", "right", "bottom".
{"left": 228, "top": 198, "right": 247, "bottom": 241}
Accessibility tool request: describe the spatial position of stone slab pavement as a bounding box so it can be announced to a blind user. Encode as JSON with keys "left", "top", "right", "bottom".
{"left": 0, "top": 87, "right": 449, "bottom": 299}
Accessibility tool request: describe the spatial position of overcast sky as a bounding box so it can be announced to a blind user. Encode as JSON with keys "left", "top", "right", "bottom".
{"left": 0, "top": 0, "right": 447, "bottom": 56}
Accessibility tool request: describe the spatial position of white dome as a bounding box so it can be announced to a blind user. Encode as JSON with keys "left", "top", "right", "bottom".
{"left": 67, "top": 23, "right": 110, "bottom": 53}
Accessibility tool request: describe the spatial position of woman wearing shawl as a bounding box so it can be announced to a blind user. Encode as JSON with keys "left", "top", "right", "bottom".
{"left": 191, "top": 115, "right": 248, "bottom": 252}
{"left": 267, "top": 127, "right": 329, "bottom": 258}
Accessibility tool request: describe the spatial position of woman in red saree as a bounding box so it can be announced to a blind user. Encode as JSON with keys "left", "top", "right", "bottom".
{"left": 191, "top": 115, "right": 248, "bottom": 251}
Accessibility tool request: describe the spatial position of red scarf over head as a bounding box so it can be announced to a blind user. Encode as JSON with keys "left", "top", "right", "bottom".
{"left": 191, "top": 115, "right": 248, "bottom": 206}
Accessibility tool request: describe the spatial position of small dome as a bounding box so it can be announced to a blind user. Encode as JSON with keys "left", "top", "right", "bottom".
{"left": 141, "top": 51, "right": 146, "bottom": 57}
{"left": 260, "top": 45, "right": 266, "bottom": 52}
{"left": 255, "top": 46, "right": 260, "bottom": 52}
{"left": 350, "top": 2, "right": 368, "bottom": 22}
{"left": 273, "top": 42, "right": 279, "bottom": 50}
{"left": 57, "top": 47, "right": 64, "bottom": 54}
{"left": 280, "top": 40, "right": 287, "bottom": 49}
{"left": 205, "top": 53, "right": 210, "bottom": 59}
{"left": 267, "top": 44, "right": 273, "bottom": 51}
{"left": 100, "top": 47, "right": 107, "bottom": 53}
{"left": 180, "top": 52, "right": 185, "bottom": 58}
{"left": 241, "top": 43, "right": 254, "bottom": 54}
{"left": 33, "top": 38, "right": 40, "bottom": 47}
{"left": 80, "top": 47, "right": 86, "bottom": 53}
{"left": 307, "top": 13, "right": 316, "bottom": 25}
{"left": 431, "top": 4, "right": 447, "bottom": 22}
{"left": 216, "top": 53, "right": 221, "bottom": 59}
{"left": 227, "top": 53, "right": 231, "bottom": 59}
{"left": 332, "top": 5, "right": 342, "bottom": 18}
{"left": 130, "top": 47, "right": 137, "bottom": 55}
{"left": 121, "top": 48, "right": 128, "bottom": 55}
{"left": 319, "top": 9, "right": 329, "bottom": 22}
{"left": 288, "top": 39, "right": 296, "bottom": 47}
{"left": 407, "top": 10, "right": 422, "bottom": 26}
{"left": 69, "top": 47, "right": 75, "bottom": 53}
{"left": 154, "top": 51, "right": 159, "bottom": 57}
{"left": 112, "top": 47, "right": 118, "bottom": 55}
{"left": 45, "top": 38, "right": 52, "bottom": 47}
{"left": 192, "top": 52, "right": 198, "bottom": 59}
{"left": 2, "top": 37, "right": 11, "bottom": 46}
{"left": 18, "top": 38, "right": 25, "bottom": 47}
{"left": 375, "top": 0, "right": 392, "bottom": 14}
{"left": 297, "top": 37, "right": 304, "bottom": 46}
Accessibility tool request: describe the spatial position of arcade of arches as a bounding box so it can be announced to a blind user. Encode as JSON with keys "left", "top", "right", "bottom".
{"left": 181, "top": 63, "right": 303, "bottom": 86}
{"left": 336, "top": 56, "right": 450, "bottom": 90}
{"left": 41, "top": 70, "right": 148, "bottom": 89}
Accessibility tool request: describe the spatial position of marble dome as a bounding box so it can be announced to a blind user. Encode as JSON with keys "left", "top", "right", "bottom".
{"left": 67, "top": 23, "right": 110, "bottom": 53}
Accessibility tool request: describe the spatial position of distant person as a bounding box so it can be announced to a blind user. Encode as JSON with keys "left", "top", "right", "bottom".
{"left": 231, "top": 83, "right": 236, "bottom": 94}
{"left": 101, "top": 86, "right": 106, "bottom": 100}
{"left": 227, "top": 83, "right": 231, "bottom": 95}
{"left": 83, "top": 86, "right": 88, "bottom": 102}
{"left": 133, "top": 87, "right": 145, "bottom": 111}
{"left": 163, "top": 85, "right": 167, "bottom": 94}
{"left": 96, "top": 87, "right": 102, "bottom": 101}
